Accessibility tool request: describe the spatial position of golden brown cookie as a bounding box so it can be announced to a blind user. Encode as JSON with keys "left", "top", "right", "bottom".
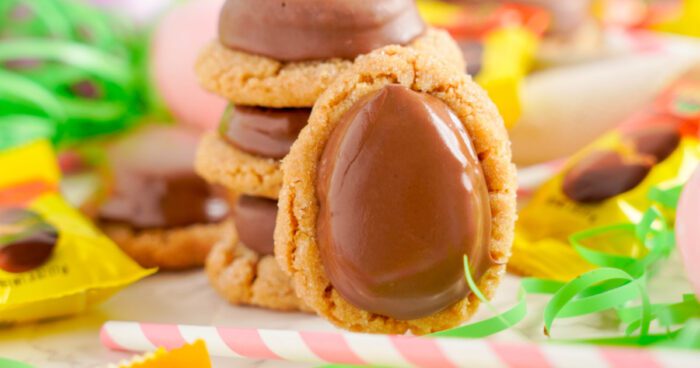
{"left": 275, "top": 46, "right": 517, "bottom": 334}
{"left": 101, "top": 219, "right": 235, "bottom": 270}
{"left": 206, "top": 226, "right": 310, "bottom": 312}
{"left": 195, "top": 132, "right": 281, "bottom": 199}
{"left": 196, "top": 28, "right": 465, "bottom": 108}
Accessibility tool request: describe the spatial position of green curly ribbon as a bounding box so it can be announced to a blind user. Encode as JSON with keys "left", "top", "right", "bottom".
{"left": 434, "top": 183, "right": 700, "bottom": 350}
{"left": 0, "top": 0, "right": 149, "bottom": 150}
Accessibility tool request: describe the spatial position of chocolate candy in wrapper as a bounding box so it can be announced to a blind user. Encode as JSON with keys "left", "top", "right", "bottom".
{"left": 510, "top": 64, "right": 700, "bottom": 281}
{"left": 0, "top": 140, "right": 154, "bottom": 325}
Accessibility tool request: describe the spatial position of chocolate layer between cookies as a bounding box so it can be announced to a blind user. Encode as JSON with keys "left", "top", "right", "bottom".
{"left": 232, "top": 195, "right": 277, "bottom": 256}
{"left": 219, "top": 105, "right": 309, "bottom": 160}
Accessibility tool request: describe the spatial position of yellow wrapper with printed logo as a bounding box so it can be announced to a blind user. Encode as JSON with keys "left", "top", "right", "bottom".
{"left": 0, "top": 140, "right": 155, "bottom": 324}
{"left": 510, "top": 65, "right": 700, "bottom": 281}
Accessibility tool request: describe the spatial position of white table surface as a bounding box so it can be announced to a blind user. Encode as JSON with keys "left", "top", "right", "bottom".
{"left": 0, "top": 249, "right": 693, "bottom": 367}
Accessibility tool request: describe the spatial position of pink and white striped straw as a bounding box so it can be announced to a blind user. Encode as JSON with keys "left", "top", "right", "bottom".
{"left": 100, "top": 321, "right": 699, "bottom": 368}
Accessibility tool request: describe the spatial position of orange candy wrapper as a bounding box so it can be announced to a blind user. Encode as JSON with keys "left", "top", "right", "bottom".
{"left": 109, "top": 340, "right": 211, "bottom": 368}
{"left": 511, "top": 64, "right": 700, "bottom": 281}
{"left": 0, "top": 140, "right": 154, "bottom": 324}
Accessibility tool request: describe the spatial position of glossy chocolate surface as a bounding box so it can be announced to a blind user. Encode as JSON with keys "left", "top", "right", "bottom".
{"left": 218, "top": 0, "right": 426, "bottom": 61}
{"left": 99, "top": 171, "right": 229, "bottom": 229}
{"left": 220, "top": 105, "right": 309, "bottom": 159}
{"left": 316, "top": 84, "right": 492, "bottom": 320}
{"left": 233, "top": 195, "right": 277, "bottom": 256}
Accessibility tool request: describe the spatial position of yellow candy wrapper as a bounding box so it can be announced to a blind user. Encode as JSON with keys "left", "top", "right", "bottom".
{"left": 418, "top": 0, "right": 546, "bottom": 128}
{"left": 511, "top": 65, "right": 700, "bottom": 281}
{"left": 0, "top": 140, "right": 155, "bottom": 325}
{"left": 653, "top": 0, "right": 700, "bottom": 38}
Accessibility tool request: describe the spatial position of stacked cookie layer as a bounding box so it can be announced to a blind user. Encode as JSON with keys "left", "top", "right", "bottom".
{"left": 194, "top": 0, "right": 465, "bottom": 311}
{"left": 198, "top": 109, "right": 311, "bottom": 311}
{"left": 98, "top": 125, "right": 234, "bottom": 271}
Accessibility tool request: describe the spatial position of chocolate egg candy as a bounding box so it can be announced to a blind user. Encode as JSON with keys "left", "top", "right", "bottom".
{"left": 316, "top": 85, "right": 492, "bottom": 320}
{"left": 623, "top": 125, "right": 681, "bottom": 163}
{"left": 218, "top": 0, "right": 426, "bottom": 61}
{"left": 563, "top": 151, "right": 653, "bottom": 203}
{"left": 0, "top": 208, "right": 58, "bottom": 273}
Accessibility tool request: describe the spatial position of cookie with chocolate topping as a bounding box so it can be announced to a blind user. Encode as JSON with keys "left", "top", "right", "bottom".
{"left": 98, "top": 126, "right": 233, "bottom": 270}
{"left": 206, "top": 195, "right": 309, "bottom": 311}
{"left": 195, "top": 105, "right": 309, "bottom": 199}
{"left": 196, "top": 0, "right": 464, "bottom": 107}
{"left": 275, "top": 46, "right": 517, "bottom": 334}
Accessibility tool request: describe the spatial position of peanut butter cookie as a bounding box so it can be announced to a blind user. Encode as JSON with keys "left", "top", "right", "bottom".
{"left": 196, "top": 28, "right": 465, "bottom": 108}
{"left": 206, "top": 222, "right": 309, "bottom": 312}
{"left": 275, "top": 46, "right": 517, "bottom": 334}
{"left": 102, "top": 219, "right": 234, "bottom": 270}
{"left": 195, "top": 132, "right": 282, "bottom": 199}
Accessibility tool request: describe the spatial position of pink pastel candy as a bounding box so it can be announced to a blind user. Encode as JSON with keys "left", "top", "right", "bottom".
{"left": 150, "top": 0, "right": 226, "bottom": 131}
{"left": 677, "top": 165, "right": 700, "bottom": 298}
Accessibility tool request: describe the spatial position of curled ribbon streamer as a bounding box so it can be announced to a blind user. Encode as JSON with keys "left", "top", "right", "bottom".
{"left": 435, "top": 183, "right": 700, "bottom": 350}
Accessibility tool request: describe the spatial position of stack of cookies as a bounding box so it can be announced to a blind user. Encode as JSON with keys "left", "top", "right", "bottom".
{"left": 194, "top": 0, "right": 465, "bottom": 311}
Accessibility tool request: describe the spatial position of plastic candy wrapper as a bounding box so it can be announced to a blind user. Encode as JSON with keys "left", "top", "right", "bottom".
{"left": 0, "top": 0, "right": 152, "bottom": 150}
{"left": 652, "top": 0, "right": 700, "bottom": 38}
{"left": 510, "top": 64, "right": 700, "bottom": 281}
{"left": 108, "top": 340, "right": 211, "bottom": 368}
{"left": 418, "top": 0, "right": 548, "bottom": 128}
{"left": 0, "top": 140, "right": 154, "bottom": 325}
{"left": 593, "top": 0, "right": 682, "bottom": 28}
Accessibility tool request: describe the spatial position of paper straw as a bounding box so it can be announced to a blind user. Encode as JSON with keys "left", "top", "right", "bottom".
{"left": 100, "top": 321, "right": 700, "bottom": 368}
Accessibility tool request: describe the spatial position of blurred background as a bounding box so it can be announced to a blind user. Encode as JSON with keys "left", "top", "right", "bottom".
{"left": 2, "top": 0, "right": 699, "bottom": 179}
{"left": 2, "top": 0, "right": 700, "bottom": 269}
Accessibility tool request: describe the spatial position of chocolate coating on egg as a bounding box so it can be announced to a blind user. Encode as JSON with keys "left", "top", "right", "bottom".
{"left": 316, "top": 85, "right": 492, "bottom": 320}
